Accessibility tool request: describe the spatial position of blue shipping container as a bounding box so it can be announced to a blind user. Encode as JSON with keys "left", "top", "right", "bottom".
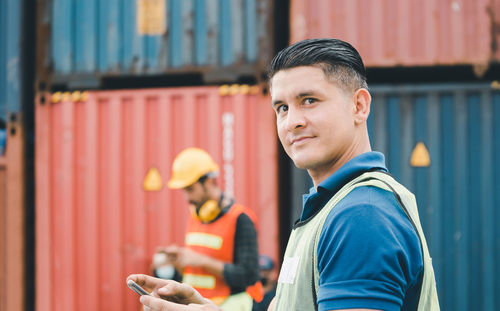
{"left": 287, "top": 83, "right": 500, "bottom": 311}
{"left": 367, "top": 83, "right": 500, "bottom": 311}
{"left": 43, "top": 0, "right": 272, "bottom": 85}
{"left": 0, "top": 0, "right": 22, "bottom": 122}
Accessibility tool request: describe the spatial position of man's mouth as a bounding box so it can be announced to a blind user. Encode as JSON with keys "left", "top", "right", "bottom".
{"left": 291, "top": 136, "right": 313, "bottom": 146}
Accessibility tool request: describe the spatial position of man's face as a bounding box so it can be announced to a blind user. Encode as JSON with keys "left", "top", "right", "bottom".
{"left": 270, "top": 66, "right": 357, "bottom": 175}
{"left": 182, "top": 181, "right": 209, "bottom": 209}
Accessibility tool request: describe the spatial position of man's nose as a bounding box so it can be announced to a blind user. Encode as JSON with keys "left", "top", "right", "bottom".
{"left": 285, "top": 106, "right": 306, "bottom": 130}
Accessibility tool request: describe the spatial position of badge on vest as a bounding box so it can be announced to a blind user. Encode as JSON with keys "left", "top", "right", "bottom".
{"left": 278, "top": 256, "right": 300, "bottom": 284}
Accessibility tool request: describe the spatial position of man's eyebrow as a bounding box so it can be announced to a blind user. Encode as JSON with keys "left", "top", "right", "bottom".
{"left": 271, "top": 90, "right": 320, "bottom": 107}
{"left": 296, "top": 91, "right": 317, "bottom": 99}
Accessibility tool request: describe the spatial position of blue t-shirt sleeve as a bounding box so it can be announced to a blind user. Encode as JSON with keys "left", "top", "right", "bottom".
{"left": 316, "top": 187, "right": 423, "bottom": 311}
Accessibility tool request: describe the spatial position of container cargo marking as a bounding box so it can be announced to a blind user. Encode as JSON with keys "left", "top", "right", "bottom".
{"left": 222, "top": 112, "right": 234, "bottom": 197}
{"left": 137, "top": 0, "right": 166, "bottom": 35}
{"left": 410, "top": 142, "right": 431, "bottom": 167}
{"left": 143, "top": 167, "right": 163, "bottom": 191}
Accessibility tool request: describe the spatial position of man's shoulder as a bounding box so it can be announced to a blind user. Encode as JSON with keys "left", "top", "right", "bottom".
{"left": 330, "top": 183, "right": 401, "bottom": 216}
{"left": 319, "top": 184, "right": 419, "bottom": 247}
{"left": 231, "top": 204, "right": 259, "bottom": 225}
{"left": 315, "top": 184, "right": 423, "bottom": 311}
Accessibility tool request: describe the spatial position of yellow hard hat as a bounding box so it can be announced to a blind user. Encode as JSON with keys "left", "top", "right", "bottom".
{"left": 168, "top": 147, "right": 219, "bottom": 189}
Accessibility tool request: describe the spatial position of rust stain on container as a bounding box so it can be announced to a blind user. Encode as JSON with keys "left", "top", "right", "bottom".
{"left": 290, "top": 0, "right": 497, "bottom": 67}
{"left": 35, "top": 86, "right": 278, "bottom": 311}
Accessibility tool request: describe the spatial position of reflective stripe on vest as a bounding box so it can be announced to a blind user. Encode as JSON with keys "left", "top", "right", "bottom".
{"left": 183, "top": 273, "right": 216, "bottom": 289}
{"left": 274, "top": 171, "right": 440, "bottom": 311}
{"left": 186, "top": 232, "right": 223, "bottom": 249}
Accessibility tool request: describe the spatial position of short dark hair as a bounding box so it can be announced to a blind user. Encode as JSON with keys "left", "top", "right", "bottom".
{"left": 268, "top": 38, "right": 368, "bottom": 93}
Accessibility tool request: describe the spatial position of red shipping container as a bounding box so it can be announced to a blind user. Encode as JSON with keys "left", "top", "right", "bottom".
{"left": 290, "top": 0, "right": 497, "bottom": 67}
{"left": 35, "top": 86, "right": 279, "bottom": 311}
{"left": 0, "top": 122, "right": 25, "bottom": 311}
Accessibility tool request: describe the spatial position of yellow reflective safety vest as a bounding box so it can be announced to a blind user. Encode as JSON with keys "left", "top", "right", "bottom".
{"left": 183, "top": 204, "right": 262, "bottom": 308}
{"left": 274, "top": 171, "right": 440, "bottom": 311}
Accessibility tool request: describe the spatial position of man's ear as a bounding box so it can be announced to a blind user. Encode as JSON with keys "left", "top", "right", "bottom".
{"left": 352, "top": 88, "right": 371, "bottom": 124}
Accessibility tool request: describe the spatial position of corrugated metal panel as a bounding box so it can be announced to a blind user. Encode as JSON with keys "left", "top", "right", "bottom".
{"left": 0, "top": 126, "right": 25, "bottom": 311}
{"left": 367, "top": 83, "right": 499, "bottom": 310}
{"left": 0, "top": 158, "right": 4, "bottom": 311}
{"left": 0, "top": 1, "right": 25, "bottom": 311}
{"left": 0, "top": 127, "right": 25, "bottom": 311}
{"left": 43, "top": 0, "right": 272, "bottom": 84}
{"left": 290, "top": 0, "right": 496, "bottom": 67}
{"left": 35, "top": 86, "right": 278, "bottom": 311}
{"left": 494, "top": 0, "right": 500, "bottom": 61}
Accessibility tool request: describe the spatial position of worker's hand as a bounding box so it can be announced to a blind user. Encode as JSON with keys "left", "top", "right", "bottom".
{"left": 127, "top": 274, "right": 220, "bottom": 311}
{"left": 139, "top": 294, "right": 221, "bottom": 311}
{"left": 164, "top": 245, "right": 205, "bottom": 270}
{"left": 151, "top": 251, "right": 169, "bottom": 269}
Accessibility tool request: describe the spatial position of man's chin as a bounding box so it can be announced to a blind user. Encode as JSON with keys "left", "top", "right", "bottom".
{"left": 290, "top": 156, "right": 313, "bottom": 170}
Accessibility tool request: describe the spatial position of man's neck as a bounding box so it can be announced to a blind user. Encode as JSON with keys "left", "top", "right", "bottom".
{"left": 309, "top": 141, "right": 371, "bottom": 188}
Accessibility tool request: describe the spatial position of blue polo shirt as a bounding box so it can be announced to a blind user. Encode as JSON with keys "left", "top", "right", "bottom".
{"left": 301, "top": 152, "right": 423, "bottom": 311}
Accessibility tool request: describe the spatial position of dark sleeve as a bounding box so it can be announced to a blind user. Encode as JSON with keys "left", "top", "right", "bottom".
{"left": 223, "top": 213, "right": 260, "bottom": 293}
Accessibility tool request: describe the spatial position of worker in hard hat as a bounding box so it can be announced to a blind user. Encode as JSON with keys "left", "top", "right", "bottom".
{"left": 157, "top": 147, "right": 262, "bottom": 311}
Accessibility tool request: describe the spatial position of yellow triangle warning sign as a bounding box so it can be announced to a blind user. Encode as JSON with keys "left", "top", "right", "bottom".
{"left": 410, "top": 142, "right": 431, "bottom": 167}
{"left": 143, "top": 167, "right": 163, "bottom": 191}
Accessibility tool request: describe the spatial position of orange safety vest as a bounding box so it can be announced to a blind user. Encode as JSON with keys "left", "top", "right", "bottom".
{"left": 183, "top": 204, "right": 263, "bottom": 304}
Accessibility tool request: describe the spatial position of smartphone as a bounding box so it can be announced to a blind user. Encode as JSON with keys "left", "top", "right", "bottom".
{"left": 127, "top": 279, "right": 150, "bottom": 296}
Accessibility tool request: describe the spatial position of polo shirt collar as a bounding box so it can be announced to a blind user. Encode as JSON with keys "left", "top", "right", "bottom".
{"left": 300, "top": 151, "right": 388, "bottom": 221}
